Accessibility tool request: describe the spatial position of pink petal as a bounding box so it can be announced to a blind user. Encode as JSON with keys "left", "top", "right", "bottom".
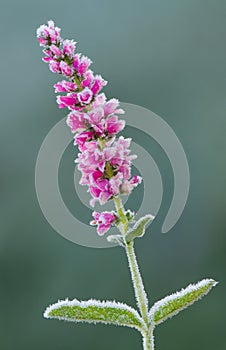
{"left": 77, "top": 88, "right": 93, "bottom": 105}
{"left": 97, "top": 223, "right": 110, "bottom": 235}
{"left": 104, "top": 98, "right": 120, "bottom": 115}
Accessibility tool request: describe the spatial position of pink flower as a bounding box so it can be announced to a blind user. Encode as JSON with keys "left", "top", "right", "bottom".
{"left": 66, "top": 111, "right": 87, "bottom": 132}
{"left": 89, "top": 185, "right": 113, "bottom": 206}
{"left": 54, "top": 80, "right": 77, "bottom": 93}
{"left": 88, "top": 170, "right": 114, "bottom": 206}
{"left": 89, "top": 107, "right": 104, "bottom": 123}
{"left": 91, "top": 75, "right": 108, "bottom": 95}
{"left": 90, "top": 211, "right": 116, "bottom": 235}
{"left": 36, "top": 20, "right": 61, "bottom": 46}
{"left": 92, "top": 93, "right": 107, "bottom": 108}
{"left": 74, "top": 134, "right": 141, "bottom": 206}
{"left": 109, "top": 173, "right": 123, "bottom": 193}
{"left": 106, "top": 115, "right": 125, "bottom": 135}
{"left": 42, "top": 56, "right": 52, "bottom": 63}
{"left": 60, "top": 61, "right": 73, "bottom": 77}
{"left": 81, "top": 70, "right": 94, "bottom": 88}
{"left": 104, "top": 98, "right": 125, "bottom": 116}
{"left": 38, "top": 37, "right": 46, "bottom": 46}
{"left": 77, "top": 56, "right": 92, "bottom": 76}
{"left": 42, "top": 49, "right": 53, "bottom": 62}
{"left": 50, "top": 44, "right": 62, "bottom": 57}
{"left": 49, "top": 60, "right": 61, "bottom": 73}
{"left": 89, "top": 170, "right": 109, "bottom": 190}
{"left": 76, "top": 142, "right": 105, "bottom": 173}
{"left": 74, "top": 131, "right": 95, "bottom": 148}
{"left": 72, "top": 53, "right": 81, "bottom": 70}
{"left": 120, "top": 176, "right": 143, "bottom": 195}
{"left": 104, "top": 136, "right": 133, "bottom": 166}
{"left": 63, "top": 39, "right": 76, "bottom": 57}
{"left": 77, "top": 87, "right": 93, "bottom": 105}
{"left": 57, "top": 93, "right": 77, "bottom": 108}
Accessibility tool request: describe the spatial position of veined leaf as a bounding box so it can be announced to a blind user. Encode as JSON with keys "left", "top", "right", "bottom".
{"left": 44, "top": 299, "right": 145, "bottom": 331}
{"left": 126, "top": 214, "right": 154, "bottom": 243}
{"left": 149, "top": 278, "right": 218, "bottom": 326}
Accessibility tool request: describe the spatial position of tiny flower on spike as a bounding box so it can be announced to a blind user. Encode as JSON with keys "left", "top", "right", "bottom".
{"left": 77, "top": 87, "right": 93, "bottom": 105}
{"left": 90, "top": 211, "right": 117, "bottom": 235}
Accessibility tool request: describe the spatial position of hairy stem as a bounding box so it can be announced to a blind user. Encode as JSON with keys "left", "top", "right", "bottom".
{"left": 113, "top": 196, "right": 128, "bottom": 234}
{"left": 113, "top": 196, "right": 154, "bottom": 349}
{"left": 142, "top": 329, "right": 154, "bottom": 350}
{"left": 125, "top": 241, "right": 149, "bottom": 325}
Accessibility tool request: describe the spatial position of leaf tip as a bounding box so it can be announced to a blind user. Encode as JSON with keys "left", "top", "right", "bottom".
{"left": 43, "top": 298, "right": 71, "bottom": 319}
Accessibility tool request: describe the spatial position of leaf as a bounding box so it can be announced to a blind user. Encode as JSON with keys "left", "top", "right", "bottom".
{"left": 126, "top": 214, "right": 155, "bottom": 243}
{"left": 149, "top": 279, "right": 218, "bottom": 326}
{"left": 44, "top": 299, "right": 146, "bottom": 331}
{"left": 107, "top": 234, "right": 125, "bottom": 247}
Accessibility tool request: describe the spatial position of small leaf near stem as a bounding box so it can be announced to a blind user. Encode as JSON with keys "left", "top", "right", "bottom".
{"left": 126, "top": 214, "right": 155, "bottom": 243}
{"left": 107, "top": 234, "right": 125, "bottom": 247}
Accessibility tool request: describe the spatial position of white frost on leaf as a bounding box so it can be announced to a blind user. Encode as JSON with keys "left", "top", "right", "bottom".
{"left": 107, "top": 234, "right": 125, "bottom": 246}
{"left": 44, "top": 298, "right": 146, "bottom": 332}
{"left": 126, "top": 214, "right": 155, "bottom": 243}
{"left": 149, "top": 278, "right": 218, "bottom": 326}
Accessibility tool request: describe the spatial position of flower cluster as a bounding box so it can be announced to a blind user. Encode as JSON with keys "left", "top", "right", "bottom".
{"left": 37, "top": 20, "right": 142, "bottom": 234}
{"left": 37, "top": 20, "right": 107, "bottom": 109}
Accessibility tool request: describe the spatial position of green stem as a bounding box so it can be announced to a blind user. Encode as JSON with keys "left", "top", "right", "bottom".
{"left": 113, "top": 196, "right": 154, "bottom": 349}
{"left": 142, "top": 329, "right": 154, "bottom": 350}
{"left": 113, "top": 196, "right": 128, "bottom": 234}
{"left": 98, "top": 138, "right": 105, "bottom": 151}
{"left": 73, "top": 74, "right": 83, "bottom": 91}
{"left": 125, "top": 241, "right": 149, "bottom": 325}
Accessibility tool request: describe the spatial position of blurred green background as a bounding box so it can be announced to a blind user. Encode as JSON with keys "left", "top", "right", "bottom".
{"left": 1, "top": 0, "right": 226, "bottom": 349}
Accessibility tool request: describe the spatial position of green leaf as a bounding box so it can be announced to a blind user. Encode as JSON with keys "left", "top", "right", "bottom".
{"left": 126, "top": 214, "right": 154, "bottom": 243}
{"left": 44, "top": 299, "right": 145, "bottom": 331}
{"left": 107, "top": 234, "right": 125, "bottom": 247}
{"left": 149, "top": 278, "right": 218, "bottom": 326}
